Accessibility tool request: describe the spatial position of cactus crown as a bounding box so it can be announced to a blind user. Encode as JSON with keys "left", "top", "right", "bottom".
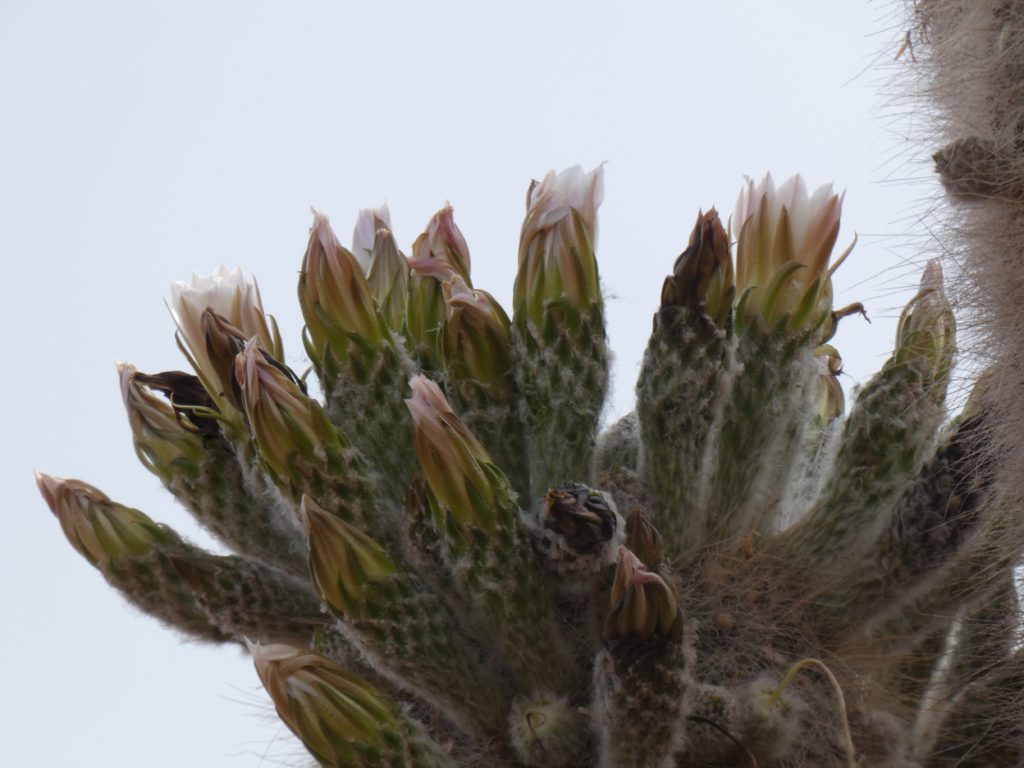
{"left": 39, "top": 164, "right": 1019, "bottom": 767}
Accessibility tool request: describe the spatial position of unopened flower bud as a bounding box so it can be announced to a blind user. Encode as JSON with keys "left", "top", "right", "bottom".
{"left": 168, "top": 265, "right": 282, "bottom": 404}
{"left": 625, "top": 509, "right": 664, "bottom": 567}
{"left": 514, "top": 165, "right": 603, "bottom": 326}
{"left": 410, "top": 204, "right": 472, "bottom": 284}
{"left": 301, "top": 495, "right": 397, "bottom": 616}
{"left": 119, "top": 364, "right": 206, "bottom": 481}
{"left": 365, "top": 224, "right": 410, "bottom": 330}
{"left": 200, "top": 309, "right": 249, "bottom": 413}
{"left": 442, "top": 275, "right": 513, "bottom": 389}
{"left": 36, "top": 473, "right": 172, "bottom": 567}
{"left": 250, "top": 643, "right": 399, "bottom": 766}
{"left": 605, "top": 547, "right": 681, "bottom": 641}
{"left": 351, "top": 203, "right": 391, "bottom": 272}
{"left": 660, "top": 208, "right": 734, "bottom": 329}
{"left": 405, "top": 375, "right": 503, "bottom": 529}
{"left": 235, "top": 339, "right": 330, "bottom": 487}
{"left": 299, "top": 211, "right": 384, "bottom": 365}
{"left": 893, "top": 260, "right": 955, "bottom": 384}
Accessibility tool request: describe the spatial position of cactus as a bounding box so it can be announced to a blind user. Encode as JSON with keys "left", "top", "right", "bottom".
{"left": 37, "top": 159, "right": 1023, "bottom": 768}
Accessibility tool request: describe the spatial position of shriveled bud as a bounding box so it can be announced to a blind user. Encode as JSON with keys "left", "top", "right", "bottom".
{"left": 733, "top": 174, "right": 852, "bottom": 338}
{"left": 508, "top": 693, "right": 589, "bottom": 768}
{"left": 892, "top": 260, "right": 955, "bottom": 384}
{"left": 119, "top": 363, "right": 206, "bottom": 480}
{"left": 365, "top": 225, "right": 410, "bottom": 330}
{"left": 168, "top": 265, "right": 282, "bottom": 403}
{"left": 514, "top": 165, "right": 603, "bottom": 326}
{"left": 405, "top": 375, "right": 502, "bottom": 529}
{"left": 442, "top": 275, "right": 513, "bottom": 389}
{"left": 234, "top": 339, "right": 331, "bottom": 487}
{"left": 660, "top": 208, "right": 734, "bottom": 329}
{"left": 250, "top": 643, "right": 401, "bottom": 766}
{"left": 625, "top": 509, "right": 664, "bottom": 567}
{"left": 410, "top": 204, "right": 472, "bottom": 284}
{"left": 605, "top": 547, "right": 681, "bottom": 641}
{"left": 351, "top": 203, "right": 391, "bottom": 271}
{"left": 299, "top": 211, "right": 384, "bottom": 364}
{"left": 302, "top": 495, "right": 397, "bottom": 616}
{"left": 36, "top": 473, "right": 171, "bottom": 567}
{"left": 544, "top": 482, "right": 618, "bottom": 554}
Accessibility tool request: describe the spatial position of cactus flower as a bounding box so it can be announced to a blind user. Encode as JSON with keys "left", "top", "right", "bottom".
{"left": 441, "top": 274, "right": 513, "bottom": 388}
{"left": 351, "top": 202, "right": 391, "bottom": 272}
{"left": 410, "top": 204, "right": 472, "bottom": 284}
{"left": 660, "top": 208, "right": 734, "bottom": 330}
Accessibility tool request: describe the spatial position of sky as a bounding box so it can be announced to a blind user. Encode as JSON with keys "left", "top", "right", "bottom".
{"left": 1, "top": 1, "right": 941, "bottom": 765}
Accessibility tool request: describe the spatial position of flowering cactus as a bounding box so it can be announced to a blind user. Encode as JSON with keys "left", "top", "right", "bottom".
{"left": 38, "top": 162, "right": 1018, "bottom": 767}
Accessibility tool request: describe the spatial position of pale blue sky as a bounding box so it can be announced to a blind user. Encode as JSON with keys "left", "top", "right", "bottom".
{"left": 2, "top": 2, "right": 937, "bottom": 765}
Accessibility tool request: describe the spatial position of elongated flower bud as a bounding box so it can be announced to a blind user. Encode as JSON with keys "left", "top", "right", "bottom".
{"left": 514, "top": 165, "right": 603, "bottom": 325}
{"left": 605, "top": 548, "right": 682, "bottom": 641}
{"left": 303, "top": 496, "right": 397, "bottom": 616}
{"left": 411, "top": 204, "right": 472, "bottom": 284}
{"left": 406, "top": 375, "right": 503, "bottom": 530}
{"left": 624, "top": 509, "right": 664, "bottom": 568}
{"left": 119, "top": 363, "right": 206, "bottom": 481}
{"left": 37, "top": 473, "right": 172, "bottom": 566}
{"left": 733, "top": 173, "right": 852, "bottom": 339}
{"left": 892, "top": 260, "right": 955, "bottom": 385}
{"left": 351, "top": 203, "right": 391, "bottom": 272}
{"left": 442, "top": 275, "right": 513, "bottom": 390}
{"left": 235, "top": 339, "right": 334, "bottom": 489}
{"left": 299, "top": 211, "right": 384, "bottom": 365}
{"left": 366, "top": 224, "right": 410, "bottom": 331}
{"left": 251, "top": 643, "right": 450, "bottom": 768}
{"left": 168, "top": 265, "right": 282, "bottom": 408}
{"left": 660, "top": 208, "right": 734, "bottom": 331}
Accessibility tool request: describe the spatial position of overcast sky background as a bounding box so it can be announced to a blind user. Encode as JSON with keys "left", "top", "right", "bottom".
{"left": 1, "top": 1, "right": 943, "bottom": 765}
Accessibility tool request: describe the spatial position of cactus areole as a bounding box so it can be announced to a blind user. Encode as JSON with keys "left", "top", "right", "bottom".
{"left": 39, "top": 165, "right": 1013, "bottom": 768}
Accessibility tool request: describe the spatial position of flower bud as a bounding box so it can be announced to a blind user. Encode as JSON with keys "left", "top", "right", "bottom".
{"left": 405, "top": 375, "right": 502, "bottom": 529}
{"left": 301, "top": 495, "right": 397, "bottom": 616}
{"left": 299, "top": 211, "right": 384, "bottom": 365}
{"left": 199, "top": 309, "right": 249, "bottom": 413}
{"left": 249, "top": 642, "right": 399, "bottom": 765}
{"left": 605, "top": 547, "right": 681, "bottom": 641}
{"left": 365, "top": 224, "right": 410, "bottom": 331}
{"left": 514, "top": 165, "right": 603, "bottom": 326}
{"left": 410, "top": 204, "right": 472, "bottom": 284}
{"left": 351, "top": 203, "right": 391, "bottom": 272}
{"left": 234, "top": 339, "right": 329, "bottom": 487}
{"left": 36, "top": 473, "right": 171, "bottom": 567}
{"left": 119, "top": 363, "right": 207, "bottom": 481}
{"left": 660, "top": 208, "right": 734, "bottom": 329}
{"left": 168, "top": 265, "right": 282, "bottom": 404}
{"left": 624, "top": 509, "right": 664, "bottom": 567}
{"left": 733, "top": 174, "right": 852, "bottom": 338}
{"left": 441, "top": 275, "right": 513, "bottom": 389}
{"left": 893, "top": 260, "right": 955, "bottom": 384}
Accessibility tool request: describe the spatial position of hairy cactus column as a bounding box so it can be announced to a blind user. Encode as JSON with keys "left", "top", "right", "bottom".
{"left": 37, "top": 474, "right": 326, "bottom": 646}
{"left": 299, "top": 211, "right": 415, "bottom": 500}
{"left": 701, "top": 174, "right": 858, "bottom": 547}
{"left": 636, "top": 209, "right": 733, "bottom": 556}
{"left": 405, "top": 376, "right": 579, "bottom": 695}
{"left": 593, "top": 548, "right": 691, "bottom": 768}
{"left": 251, "top": 644, "right": 453, "bottom": 768}
{"left": 512, "top": 165, "right": 609, "bottom": 503}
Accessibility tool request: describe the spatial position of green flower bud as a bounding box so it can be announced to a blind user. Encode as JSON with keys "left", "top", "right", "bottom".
{"left": 36, "top": 473, "right": 172, "bottom": 567}
{"left": 250, "top": 643, "right": 401, "bottom": 765}
{"left": 234, "top": 339, "right": 337, "bottom": 489}
{"left": 410, "top": 204, "right": 472, "bottom": 285}
{"left": 299, "top": 211, "right": 385, "bottom": 365}
{"left": 892, "top": 259, "right": 955, "bottom": 385}
{"left": 441, "top": 275, "right": 513, "bottom": 390}
{"left": 513, "top": 165, "right": 603, "bottom": 326}
{"left": 405, "top": 374, "right": 504, "bottom": 530}
{"left": 302, "top": 495, "right": 397, "bottom": 617}
{"left": 624, "top": 509, "right": 664, "bottom": 568}
{"left": 365, "top": 224, "right": 410, "bottom": 331}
